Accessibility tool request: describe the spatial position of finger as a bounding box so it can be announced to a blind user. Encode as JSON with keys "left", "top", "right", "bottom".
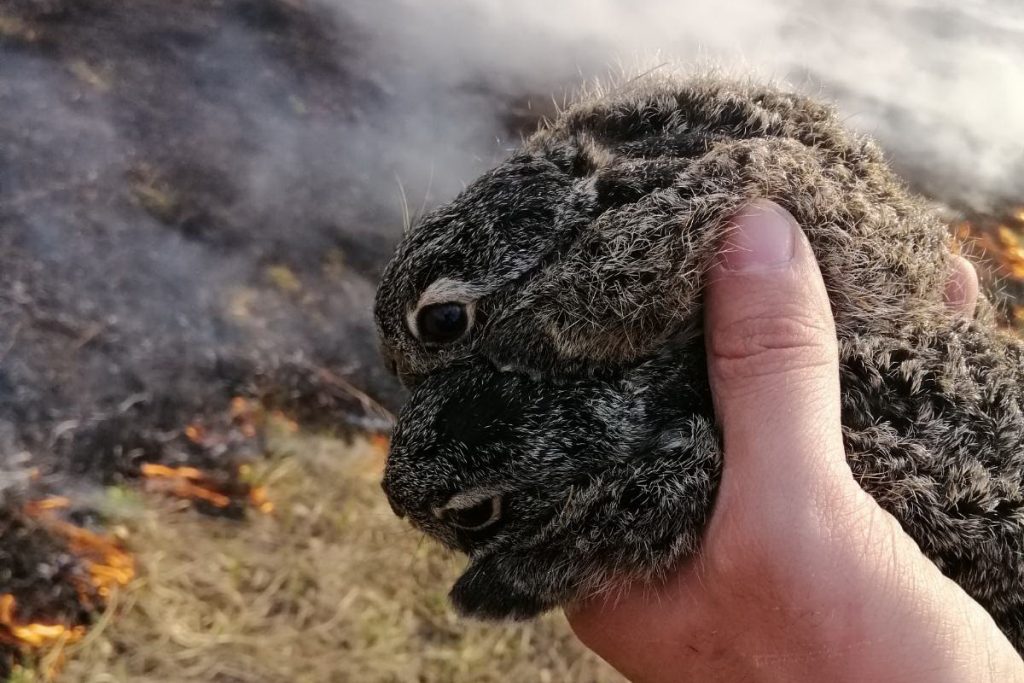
{"left": 944, "top": 255, "right": 979, "bottom": 318}
{"left": 704, "top": 200, "right": 849, "bottom": 502}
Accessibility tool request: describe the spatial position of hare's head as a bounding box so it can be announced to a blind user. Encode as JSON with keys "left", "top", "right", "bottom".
{"left": 380, "top": 351, "right": 715, "bottom": 617}
{"left": 373, "top": 147, "right": 605, "bottom": 385}
{"left": 380, "top": 361, "right": 605, "bottom": 557}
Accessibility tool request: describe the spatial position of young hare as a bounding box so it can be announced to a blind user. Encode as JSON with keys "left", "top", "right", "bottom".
{"left": 374, "top": 72, "right": 1024, "bottom": 650}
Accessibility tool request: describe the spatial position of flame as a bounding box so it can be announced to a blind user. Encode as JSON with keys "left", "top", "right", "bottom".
{"left": 995, "top": 225, "right": 1024, "bottom": 279}
{"left": 140, "top": 462, "right": 274, "bottom": 514}
{"left": 140, "top": 463, "right": 232, "bottom": 509}
{"left": 24, "top": 506, "right": 136, "bottom": 605}
{"left": 2, "top": 500, "right": 134, "bottom": 660}
{"left": 140, "top": 462, "right": 205, "bottom": 480}
{"left": 25, "top": 503, "right": 135, "bottom": 596}
{"left": 22, "top": 496, "right": 70, "bottom": 516}
{"left": 248, "top": 485, "right": 275, "bottom": 514}
{"left": 229, "top": 396, "right": 251, "bottom": 418}
{"left": 230, "top": 396, "right": 259, "bottom": 438}
{"left": 955, "top": 206, "right": 1024, "bottom": 282}
{"left": 0, "top": 595, "right": 85, "bottom": 649}
{"left": 47, "top": 520, "right": 136, "bottom": 600}
{"left": 184, "top": 423, "right": 206, "bottom": 444}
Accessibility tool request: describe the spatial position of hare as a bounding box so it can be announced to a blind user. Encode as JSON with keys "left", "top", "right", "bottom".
{"left": 373, "top": 72, "right": 1024, "bottom": 650}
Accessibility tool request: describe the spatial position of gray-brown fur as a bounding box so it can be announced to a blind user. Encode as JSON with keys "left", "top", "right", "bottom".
{"left": 373, "top": 72, "right": 1024, "bottom": 649}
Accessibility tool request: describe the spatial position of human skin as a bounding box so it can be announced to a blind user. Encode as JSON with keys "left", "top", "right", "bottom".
{"left": 567, "top": 201, "right": 1024, "bottom": 683}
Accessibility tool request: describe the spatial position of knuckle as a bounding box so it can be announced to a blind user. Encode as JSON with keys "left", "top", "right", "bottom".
{"left": 709, "top": 310, "right": 836, "bottom": 382}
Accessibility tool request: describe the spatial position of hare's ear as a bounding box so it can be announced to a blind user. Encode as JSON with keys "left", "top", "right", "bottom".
{"left": 541, "top": 136, "right": 615, "bottom": 178}
{"left": 450, "top": 556, "right": 549, "bottom": 620}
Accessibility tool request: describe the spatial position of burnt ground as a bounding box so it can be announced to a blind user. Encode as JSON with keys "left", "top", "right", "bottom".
{"left": 0, "top": 0, "right": 550, "bottom": 668}
{"left": 0, "top": 3, "right": 400, "bottom": 655}
{"left": 0, "top": 0, "right": 1021, "bottom": 675}
{"left": 2, "top": 0, "right": 397, "bottom": 481}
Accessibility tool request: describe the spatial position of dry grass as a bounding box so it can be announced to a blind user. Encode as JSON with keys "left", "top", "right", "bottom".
{"left": 40, "top": 428, "right": 621, "bottom": 682}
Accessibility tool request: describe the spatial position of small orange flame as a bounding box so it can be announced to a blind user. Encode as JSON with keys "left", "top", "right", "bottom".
{"left": 995, "top": 225, "right": 1024, "bottom": 279}
{"left": 22, "top": 496, "right": 71, "bottom": 516}
{"left": 956, "top": 206, "right": 1024, "bottom": 282}
{"left": 230, "top": 397, "right": 260, "bottom": 438}
{"left": 140, "top": 462, "right": 274, "bottom": 513}
{"left": 140, "top": 463, "right": 232, "bottom": 509}
{"left": 22, "top": 504, "right": 136, "bottom": 605}
{"left": 46, "top": 520, "right": 136, "bottom": 599}
{"left": 229, "top": 396, "right": 252, "bottom": 418}
{"left": 0, "top": 595, "right": 85, "bottom": 649}
{"left": 184, "top": 423, "right": 206, "bottom": 444}
{"left": 248, "top": 485, "right": 275, "bottom": 514}
{"left": 4, "top": 501, "right": 134, "bottom": 659}
{"left": 140, "top": 462, "right": 205, "bottom": 481}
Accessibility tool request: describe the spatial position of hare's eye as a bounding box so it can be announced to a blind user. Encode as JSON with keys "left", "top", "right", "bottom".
{"left": 416, "top": 302, "right": 469, "bottom": 344}
{"left": 439, "top": 495, "right": 502, "bottom": 531}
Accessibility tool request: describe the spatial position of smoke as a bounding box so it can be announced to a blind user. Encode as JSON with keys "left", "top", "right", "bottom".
{"left": 331, "top": 0, "right": 1024, "bottom": 211}
{"left": 0, "top": 0, "right": 1021, "bottom": 485}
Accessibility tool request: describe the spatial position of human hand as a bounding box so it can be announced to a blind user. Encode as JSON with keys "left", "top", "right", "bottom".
{"left": 567, "top": 201, "right": 1022, "bottom": 682}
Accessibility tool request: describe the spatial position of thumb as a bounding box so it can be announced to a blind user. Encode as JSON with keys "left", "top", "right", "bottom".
{"left": 704, "top": 200, "right": 850, "bottom": 505}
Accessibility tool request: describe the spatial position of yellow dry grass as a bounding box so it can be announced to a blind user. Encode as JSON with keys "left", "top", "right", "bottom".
{"left": 43, "top": 429, "right": 621, "bottom": 682}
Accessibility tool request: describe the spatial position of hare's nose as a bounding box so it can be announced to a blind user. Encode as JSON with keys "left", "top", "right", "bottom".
{"left": 380, "top": 477, "right": 407, "bottom": 519}
{"left": 387, "top": 496, "right": 407, "bottom": 519}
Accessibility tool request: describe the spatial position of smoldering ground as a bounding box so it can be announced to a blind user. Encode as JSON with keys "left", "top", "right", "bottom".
{"left": 0, "top": 0, "right": 1021, "bottom": 673}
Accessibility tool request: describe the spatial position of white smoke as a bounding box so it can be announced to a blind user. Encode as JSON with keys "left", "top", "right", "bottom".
{"left": 330, "top": 0, "right": 1024, "bottom": 212}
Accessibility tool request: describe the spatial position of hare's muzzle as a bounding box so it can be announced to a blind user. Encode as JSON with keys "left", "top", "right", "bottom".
{"left": 386, "top": 495, "right": 407, "bottom": 519}
{"left": 380, "top": 475, "right": 407, "bottom": 519}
